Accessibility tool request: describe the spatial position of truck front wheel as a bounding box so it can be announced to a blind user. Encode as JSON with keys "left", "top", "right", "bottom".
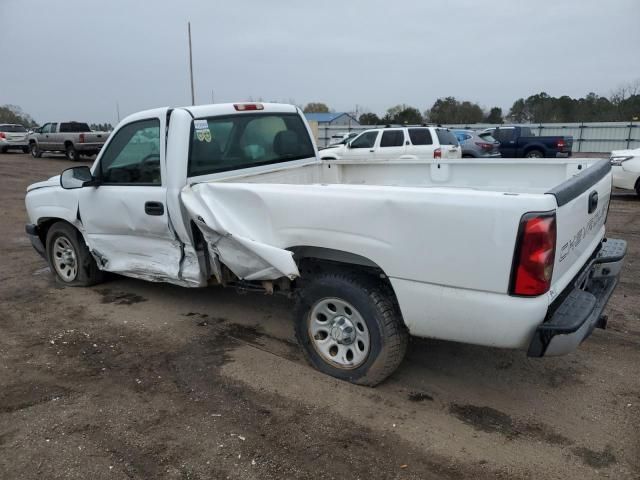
{"left": 45, "top": 222, "right": 104, "bottom": 286}
{"left": 294, "top": 272, "right": 408, "bottom": 386}
{"left": 30, "top": 143, "right": 42, "bottom": 158}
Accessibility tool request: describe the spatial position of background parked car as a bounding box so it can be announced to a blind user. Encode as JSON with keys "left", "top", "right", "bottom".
{"left": 320, "top": 126, "right": 461, "bottom": 161}
{"left": 324, "top": 131, "right": 358, "bottom": 148}
{"left": 482, "top": 126, "right": 573, "bottom": 158}
{"left": 610, "top": 148, "right": 640, "bottom": 196}
{"left": 28, "top": 121, "right": 109, "bottom": 160}
{"left": 453, "top": 129, "right": 501, "bottom": 158}
{"left": 0, "top": 124, "right": 29, "bottom": 153}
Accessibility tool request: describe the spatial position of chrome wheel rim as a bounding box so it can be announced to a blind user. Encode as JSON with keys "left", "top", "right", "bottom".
{"left": 308, "top": 298, "right": 370, "bottom": 369}
{"left": 52, "top": 236, "right": 77, "bottom": 281}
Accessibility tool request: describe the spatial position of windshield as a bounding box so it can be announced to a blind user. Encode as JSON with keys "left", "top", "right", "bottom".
{"left": 188, "top": 113, "right": 315, "bottom": 176}
{"left": 0, "top": 124, "right": 26, "bottom": 132}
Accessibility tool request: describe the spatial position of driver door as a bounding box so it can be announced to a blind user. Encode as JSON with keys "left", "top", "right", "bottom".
{"left": 78, "top": 114, "right": 183, "bottom": 281}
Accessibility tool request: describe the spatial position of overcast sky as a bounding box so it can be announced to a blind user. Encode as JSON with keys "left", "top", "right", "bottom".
{"left": 1, "top": 0, "right": 639, "bottom": 124}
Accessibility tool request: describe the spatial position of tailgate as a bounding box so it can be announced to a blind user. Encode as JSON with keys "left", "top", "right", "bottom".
{"left": 86, "top": 132, "right": 108, "bottom": 143}
{"left": 548, "top": 159, "right": 611, "bottom": 296}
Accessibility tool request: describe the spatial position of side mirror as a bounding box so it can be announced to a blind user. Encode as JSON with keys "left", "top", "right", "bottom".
{"left": 60, "top": 166, "right": 96, "bottom": 189}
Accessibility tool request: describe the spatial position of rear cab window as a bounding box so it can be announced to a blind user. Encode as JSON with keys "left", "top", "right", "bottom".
{"left": 60, "top": 122, "right": 91, "bottom": 133}
{"left": 435, "top": 129, "right": 459, "bottom": 146}
{"left": 188, "top": 112, "right": 315, "bottom": 176}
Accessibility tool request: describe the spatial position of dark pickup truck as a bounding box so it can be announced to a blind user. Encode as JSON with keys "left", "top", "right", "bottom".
{"left": 483, "top": 126, "right": 573, "bottom": 158}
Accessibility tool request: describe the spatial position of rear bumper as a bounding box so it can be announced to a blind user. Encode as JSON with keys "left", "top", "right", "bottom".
{"left": 75, "top": 143, "right": 104, "bottom": 152}
{"left": 555, "top": 151, "right": 571, "bottom": 158}
{"left": 25, "top": 224, "right": 46, "bottom": 259}
{"left": 0, "top": 139, "right": 28, "bottom": 148}
{"left": 527, "top": 238, "right": 626, "bottom": 357}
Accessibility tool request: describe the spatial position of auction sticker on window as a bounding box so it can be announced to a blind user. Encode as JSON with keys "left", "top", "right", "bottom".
{"left": 194, "top": 120, "right": 209, "bottom": 130}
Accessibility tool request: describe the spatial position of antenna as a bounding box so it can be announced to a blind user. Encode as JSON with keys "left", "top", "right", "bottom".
{"left": 188, "top": 22, "right": 195, "bottom": 105}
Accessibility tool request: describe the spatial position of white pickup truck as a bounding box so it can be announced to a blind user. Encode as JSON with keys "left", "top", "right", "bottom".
{"left": 25, "top": 103, "right": 626, "bottom": 386}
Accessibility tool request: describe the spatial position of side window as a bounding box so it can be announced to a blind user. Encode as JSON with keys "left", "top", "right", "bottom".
{"left": 495, "top": 129, "right": 514, "bottom": 142}
{"left": 50, "top": 123, "right": 58, "bottom": 133}
{"left": 40, "top": 123, "right": 51, "bottom": 134}
{"left": 380, "top": 130, "right": 405, "bottom": 147}
{"left": 408, "top": 128, "right": 433, "bottom": 145}
{"left": 99, "top": 119, "right": 161, "bottom": 185}
{"left": 350, "top": 131, "right": 378, "bottom": 149}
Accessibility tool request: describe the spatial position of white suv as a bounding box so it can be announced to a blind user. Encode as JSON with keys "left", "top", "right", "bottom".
{"left": 610, "top": 148, "right": 640, "bottom": 196}
{"left": 319, "top": 126, "right": 461, "bottom": 161}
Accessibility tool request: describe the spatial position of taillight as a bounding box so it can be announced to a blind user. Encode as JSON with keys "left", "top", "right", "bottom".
{"left": 234, "top": 103, "right": 264, "bottom": 111}
{"left": 509, "top": 212, "right": 556, "bottom": 296}
{"left": 79, "top": 133, "right": 85, "bottom": 143}
{"left": 0, "top": 132, "right": 5, "bottom": 139}
{"left": 475, "top": 142, "right": 493, "bottom": 151}
{"left": 434, "top": 148, "right": 441, "bottom": 159}
{"left": 557, "top": 139, "right": 565, "bottom": 150}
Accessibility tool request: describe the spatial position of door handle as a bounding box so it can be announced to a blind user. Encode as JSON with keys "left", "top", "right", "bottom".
{"left": 369, "top": 149, "right": 375, "bottom": 152}
{"left": 145, "top": 201, "right": 164, "bottom": 216}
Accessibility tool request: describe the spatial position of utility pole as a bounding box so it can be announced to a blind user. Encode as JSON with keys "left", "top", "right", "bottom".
{"left": 211, "top": 90, "right": 215, "bottom": 104}
{"left": 116, "top": 101, "right": 120, "bottom": 122}
{"left": 188, "top": 21, "right": 195, "bottom": 105}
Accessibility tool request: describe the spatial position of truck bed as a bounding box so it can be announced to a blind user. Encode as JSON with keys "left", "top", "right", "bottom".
{"left": 212, "top": 157, "right": 601, "bottom": 194}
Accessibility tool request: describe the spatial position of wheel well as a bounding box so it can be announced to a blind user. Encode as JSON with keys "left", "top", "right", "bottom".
{"left": 290, "top": 246, "right": 401, "bottom": 312}
{"left": 28, "top": 139, "right": 36, "bottom": 144}
{"left": 64, "top": 141, "right": 73, "bottom": 148}
{"left": 37, "top": 218, "right": 75, "bottom": 245}
{"left": 524, "top": 146, "right": 544, "bottom": 154}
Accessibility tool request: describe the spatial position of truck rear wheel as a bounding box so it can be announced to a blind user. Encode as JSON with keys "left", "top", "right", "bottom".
{"left": 45, "top": 222, "right": 104, "bottom": 287}
{"left": 294, "top": 272, "right": 408, "bottom": 386}
{"left": 30, "top": 143, "right": 42, "bottom": 158}
{"left": 65, "top": 145, "right": 79, "bottom": 161}
{"left": 525, "top": 149, "right": 544, "bottom": 158}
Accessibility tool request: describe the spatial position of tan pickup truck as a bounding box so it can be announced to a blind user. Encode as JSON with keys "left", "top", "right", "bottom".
{"left": 28, "top": 121, "right": 110, "bottom": 160}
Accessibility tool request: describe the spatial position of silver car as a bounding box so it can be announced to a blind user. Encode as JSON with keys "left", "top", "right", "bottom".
{"left": 453, "top": 129, "right": 501, "bottom": 158}
{"left": 0, "top": 124, "right": 29, "bottom": 153}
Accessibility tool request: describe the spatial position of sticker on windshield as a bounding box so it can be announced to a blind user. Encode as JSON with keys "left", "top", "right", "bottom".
{"left": 196, "top": 129, "right": 212, "bottom": 142}
{"left": 194, "top": 119, "right": 208, "bottom": 130}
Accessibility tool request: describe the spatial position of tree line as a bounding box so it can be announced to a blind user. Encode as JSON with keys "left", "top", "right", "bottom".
{"left": 303, "top": 79, "right": 640, "bottom": 125}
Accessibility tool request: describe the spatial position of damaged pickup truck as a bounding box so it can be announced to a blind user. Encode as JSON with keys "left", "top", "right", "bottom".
{"left": 25, "top": 103, "right": 626, "bottom": 386}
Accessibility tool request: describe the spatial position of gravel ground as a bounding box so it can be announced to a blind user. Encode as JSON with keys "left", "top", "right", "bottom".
{"left": 0, "top": 152, "right": 638, "bottom": 479}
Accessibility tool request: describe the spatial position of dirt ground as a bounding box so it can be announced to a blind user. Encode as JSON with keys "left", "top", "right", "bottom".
{"left": 0, "top": 151, "right": 638, "bottom": 479}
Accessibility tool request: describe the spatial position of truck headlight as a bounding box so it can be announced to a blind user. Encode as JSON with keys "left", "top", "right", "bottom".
{"left": 609, "top": 155, "right": 633, "bottom": 166}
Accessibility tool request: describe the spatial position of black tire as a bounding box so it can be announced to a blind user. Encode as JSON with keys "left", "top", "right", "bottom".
{"left": 65, "top": 144, "right": 79, "bottom": 161}
{"left": 45, "top": 222, "right": 104, "bottom": 287}
{"left": 30, "top": 143, "right": 42, "bottom": 158}
{"left": 525, "top": 149, "right": 544, "bottom": 158}
{"left": 294, "top": 271, "right": 408, "bottom": 386}
{"left": 0, "top": 147, "right": 6, "bottom": 154}
{"left": 635, "top": 178, "right": 640, "bottom": 198}
{"left": 22, "top": 146, "right": 29, "bottom": 154}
